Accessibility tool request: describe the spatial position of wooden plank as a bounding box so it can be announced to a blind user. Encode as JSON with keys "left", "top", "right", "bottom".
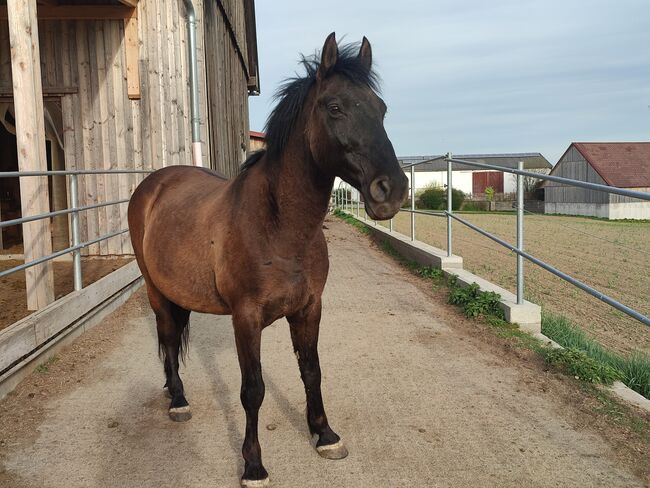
{"left": 117, "top": 0, "right": 138, "bottom": 7}
{"left": 0, "top": 85, "right": 77, "bottom": 96}
{"left": 177, "top": 4, "right": 190, "bottom": 165}
{"left": 75, "top": 22, "right": 98, "bottom": 254}
{"left": 89, "top": 21, "right": 108, "bottom": 255}
{"left": 1, "top": 5, "right": 135, "bottom": 20}
{"left": 164, "top": 0, "right": 179, "bottom": 166}
{"left": 171, "top": 0, "right": 187, "bottom": 164}
{"left": 99, "top": 21, "right": 120, "bottom": 255}
{"left": 136, "top": 0, "right": 151, "bottom": 173}
{"left": 7, "top": 0, "right": 55, "bottom": 310}
{"left": 110, "top": 20, "right": 131, "bottom": 253}
{"left": 123, "top": 8, "right": 140, "bottom": 99}
{"left": 158, "top": 0, "right": 170, "bottom": 167}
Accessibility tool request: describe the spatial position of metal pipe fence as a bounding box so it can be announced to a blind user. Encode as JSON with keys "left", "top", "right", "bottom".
{"left": 0, "top": 169, "right": 153, "bottom": 292}
{"left": 334, "top": 154, "right": 650, "bottom": 328}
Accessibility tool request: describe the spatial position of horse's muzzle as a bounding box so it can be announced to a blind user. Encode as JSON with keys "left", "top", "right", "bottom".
{"left": 364, "top": 172, "right": 408, "bottom": 220}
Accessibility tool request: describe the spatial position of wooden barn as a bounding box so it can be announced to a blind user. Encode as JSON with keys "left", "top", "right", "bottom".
{"left": 544, "top": 143, "right": 650, "bottom": 220}
{"left": 0, "top": 0, "right": 258, "bottom": 309}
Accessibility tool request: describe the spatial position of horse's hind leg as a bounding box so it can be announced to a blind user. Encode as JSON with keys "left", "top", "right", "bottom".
{"left": 287, "top": 299, "right": 348, "bottom": 460}
{"left": 147, "top": 286, "right": 192, "bottom": 422}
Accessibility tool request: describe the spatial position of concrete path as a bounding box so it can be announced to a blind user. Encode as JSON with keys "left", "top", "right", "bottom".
{"left": 0, "top": 219, "right": 644, "bottom": 487}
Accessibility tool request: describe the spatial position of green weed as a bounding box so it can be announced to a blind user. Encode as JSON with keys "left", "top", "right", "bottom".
{"left": 448, "top": 282, "right": 504, "bottom": 319}
{"left": 35, "top": 355, "right": 58, "bottom": 374}
{"left": 543, "top": 348, "right": 622, "bottom": 385}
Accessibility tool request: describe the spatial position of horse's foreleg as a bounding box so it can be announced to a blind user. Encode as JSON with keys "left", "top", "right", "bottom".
{"left": 233, "top": 310, "right": 269, "bottom": 487}
{"left": 287, "top": 300, "right": 348, "bottom": 460}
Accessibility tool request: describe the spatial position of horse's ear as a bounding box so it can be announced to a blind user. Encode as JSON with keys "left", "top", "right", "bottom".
{"left": 317, "top": 32, "right": 338, "bottom": 81}
{"left": 359, "top": 36, "right": 372, "bottom": 71}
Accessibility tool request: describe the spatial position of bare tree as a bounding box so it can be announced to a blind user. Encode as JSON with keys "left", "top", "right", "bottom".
{"left": 511, "top": 168, "right": 550, "bottom": 193}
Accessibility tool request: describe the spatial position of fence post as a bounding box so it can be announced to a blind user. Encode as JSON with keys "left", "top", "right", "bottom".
{"left": 389, "top": 218, "right": 393, "bottom": 232}
{"left": 70, "top": 173, "right": 82, "bottom": 291}
{"left": 446, "top": 152, "right": 453, "bottom": 257}
{"left": 356, "top": 190, "right": 360, "bottom": 217}
{"left": 516, "top": 160, "right": 524, "bottom": 304}
{"left": 410, "top": 165, "right": 415, "bottom": 240}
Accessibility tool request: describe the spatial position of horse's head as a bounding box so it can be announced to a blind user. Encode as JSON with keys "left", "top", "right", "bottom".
{"left": 307, "top": 33, "right": 408, "bottom": 220}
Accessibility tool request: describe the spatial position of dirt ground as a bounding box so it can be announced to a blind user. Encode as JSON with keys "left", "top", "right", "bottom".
{"left": 0, "top": 218, "right": 649, "bottom": 487}
{"left": 365, "top": 211, "right": 650, "bottom": 356}
{"left": 0, "top": 257, "right": 133, "bottom": 330}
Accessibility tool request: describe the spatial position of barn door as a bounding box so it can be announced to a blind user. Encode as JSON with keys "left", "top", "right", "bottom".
{"left": 472, "top": 171, "right": 503, "bottom": 194}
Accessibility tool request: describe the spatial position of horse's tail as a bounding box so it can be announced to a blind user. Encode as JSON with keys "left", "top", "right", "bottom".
{"left": 156, "top": 303, "right": 191, "bottom": 365}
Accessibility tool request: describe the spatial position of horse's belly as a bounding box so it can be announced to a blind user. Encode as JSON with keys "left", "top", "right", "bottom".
{"left": 143, "top": 232, "right": 230, "bottom": 315}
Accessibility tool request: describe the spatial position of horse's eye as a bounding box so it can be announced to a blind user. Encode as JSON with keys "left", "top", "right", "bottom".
{"left": 327, "top": 104, "right": 341, "bottom": 115}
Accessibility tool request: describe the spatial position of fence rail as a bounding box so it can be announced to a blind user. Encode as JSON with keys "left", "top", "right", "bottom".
{"left": 0, "top": 169, "right": 153, "bottom": 291}
{"left": 334, "top": 154, "right": 650, "bottom": 328}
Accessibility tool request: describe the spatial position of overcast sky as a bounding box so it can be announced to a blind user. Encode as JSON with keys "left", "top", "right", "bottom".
{"left": 248, "top": 0, "right": 649, "bottom": 164}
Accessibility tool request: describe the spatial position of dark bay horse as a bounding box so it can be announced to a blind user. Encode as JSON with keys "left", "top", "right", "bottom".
{"left": 128, "top": 32, "right": 408, "bottom": 487}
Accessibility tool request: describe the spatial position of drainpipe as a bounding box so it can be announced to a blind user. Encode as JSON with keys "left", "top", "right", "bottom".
{"left": 183, "top": 0, "right": 203, "bottom": 167}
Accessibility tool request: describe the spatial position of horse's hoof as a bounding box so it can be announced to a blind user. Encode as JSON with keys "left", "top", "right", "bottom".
{"left": 163, "top": 386, "right": 172, "bottom": 399}
{"left": 316, "top": 440, "right": 348, "bottom": 460}
{"left": 240, "top": 477, "right": 270, "bottom": 487}
{"left": 168, "top": 405, "right": 192, "bottom": 422}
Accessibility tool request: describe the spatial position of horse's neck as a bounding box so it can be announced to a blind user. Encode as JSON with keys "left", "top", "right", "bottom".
{"left": 265, "top": 142, "right": 334, "bottom": 245}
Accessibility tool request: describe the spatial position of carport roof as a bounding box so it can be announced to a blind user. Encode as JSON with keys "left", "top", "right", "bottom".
{"left": 399, "top": 153, "right": 551, "bottom": 172}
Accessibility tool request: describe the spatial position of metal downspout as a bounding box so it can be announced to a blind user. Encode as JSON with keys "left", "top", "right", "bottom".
{"left": 183, "top": 0, "right": 202, "bottom": 167}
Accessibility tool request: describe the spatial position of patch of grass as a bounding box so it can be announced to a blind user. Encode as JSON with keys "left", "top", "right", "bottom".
{"left": 417, "top": 266, "right": 444, "bottom": 280}
{"left": 35, "top": 355, "right": 58, "bottom": 374}
{"left": 448, "top": 282, "right": 504, "bottom": 319}
{"left": 543, "top": 348, "right": 622, "bottom": 385}
{"left": 333, "top": 209, "right": 370, "bottom": 235}
{"left": 542, "top": 312, "right": 650, "bottom": 398}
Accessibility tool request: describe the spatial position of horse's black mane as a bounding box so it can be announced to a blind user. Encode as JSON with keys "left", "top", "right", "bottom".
{"left": 242, "top": 42, "right": 380, "bottom": 171}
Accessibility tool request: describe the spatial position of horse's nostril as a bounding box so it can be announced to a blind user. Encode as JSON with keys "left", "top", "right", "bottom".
{"left": 370, "top": 177, "right": 391, "bottom": 203}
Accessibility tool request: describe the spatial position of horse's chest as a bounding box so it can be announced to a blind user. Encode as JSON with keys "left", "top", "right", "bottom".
{"left": 259, "top": 260, "right": 314, "bottom": 317}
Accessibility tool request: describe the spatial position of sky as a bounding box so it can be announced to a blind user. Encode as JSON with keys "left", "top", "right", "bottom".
{"left": 248, "top": 0, "right": 650, "bottom": 165}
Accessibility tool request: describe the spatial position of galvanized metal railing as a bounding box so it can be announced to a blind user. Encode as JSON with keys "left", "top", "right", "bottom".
{"left": 334, "top": 154, "right": 650, "bottom": 327}
{"left": 0, "top": 169, "right": 152, "bottom": 291}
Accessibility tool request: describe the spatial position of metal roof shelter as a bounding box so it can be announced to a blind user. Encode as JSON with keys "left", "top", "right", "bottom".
{"left": 400, "top": 153, "right": 552, "bottom": 172}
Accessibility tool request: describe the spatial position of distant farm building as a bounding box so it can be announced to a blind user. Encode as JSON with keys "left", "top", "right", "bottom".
{"left": 544, "top": 143, "right": 650, "bottom": 220}
{"left": 399, "top": 153, "right": 552, "bottom": 196}
{"left": 249, "top": 130, "right": 265, "bottom": 151}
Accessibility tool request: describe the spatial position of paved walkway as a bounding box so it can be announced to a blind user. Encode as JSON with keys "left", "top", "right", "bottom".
{"left": 0, "top": 219, "right": 644, "bottom": 487}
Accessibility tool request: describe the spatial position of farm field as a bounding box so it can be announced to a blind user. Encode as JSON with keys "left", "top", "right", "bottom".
{"left": 353, "top": 208, "right": 650, "bottom": 356}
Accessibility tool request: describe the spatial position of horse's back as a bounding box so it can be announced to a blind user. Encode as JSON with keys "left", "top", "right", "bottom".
{"left": 130, "top": 165, "right": 226, "bottom": 218}
{"left": 128, "top": 165, "right": 228, "bottom": 254}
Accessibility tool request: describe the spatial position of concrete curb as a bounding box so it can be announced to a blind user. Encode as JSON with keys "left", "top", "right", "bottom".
{"left": 343, "top": 212, "right": 650, "bottom": 414}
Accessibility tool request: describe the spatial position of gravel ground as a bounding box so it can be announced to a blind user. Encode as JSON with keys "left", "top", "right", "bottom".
{"left": 0, "top": 218, "right": 647, "bottom": 487}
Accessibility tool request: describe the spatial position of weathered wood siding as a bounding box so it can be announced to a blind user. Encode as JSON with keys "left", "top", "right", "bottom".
{"left": 0, "top": 0, "right": 253, "bottom": 255}
{"left": 545, "top": 146, "right": 609, "bottom": 204}
{"left": 204, "top": 0, "right": 250, "bottom": 174}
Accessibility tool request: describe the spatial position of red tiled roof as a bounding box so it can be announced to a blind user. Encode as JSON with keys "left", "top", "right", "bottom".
{"left": 250, "top": 131, "right": 266, "bottom": 139}
{"left": 571, "top": 142, "right": 650, "bottom": 188}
